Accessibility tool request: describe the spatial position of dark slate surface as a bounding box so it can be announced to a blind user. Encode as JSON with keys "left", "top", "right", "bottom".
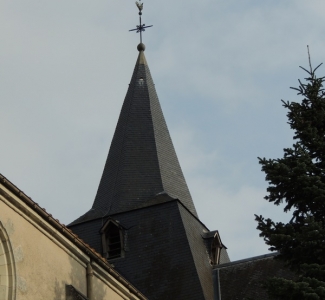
{"left": 216, "top": 254, "right": 296, "bottom": 300}
{"left": 177, "top": 202, "right": 215, "bottom": 300}
{"left": 70, "top": 50, "right": 196, "bottom": 225}
{"left": 69, "top": 199, "right": 214, "bottom": 300}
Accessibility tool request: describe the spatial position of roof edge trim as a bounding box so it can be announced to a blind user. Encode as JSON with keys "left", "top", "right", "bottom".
{"left": 215, "top": 252, "right": 278, "bottom": 269}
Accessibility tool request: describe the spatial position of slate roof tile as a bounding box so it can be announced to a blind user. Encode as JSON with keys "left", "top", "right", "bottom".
{"left": 70, "top": 49, "right": 196, "bottom": 226}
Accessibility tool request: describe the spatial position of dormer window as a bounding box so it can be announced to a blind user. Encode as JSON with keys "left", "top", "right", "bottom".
{"left": 101, "top": 219, "right": 124, "bottom": 260}
{"left": 202, "top": 229, "right": 229, "bottom": 265}
{"left": 211, "top": 232, "right": 222, "bottom": 265}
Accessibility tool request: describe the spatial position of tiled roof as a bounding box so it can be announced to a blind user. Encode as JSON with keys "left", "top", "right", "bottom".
{"left": 66, "top": 46, "right": 224, "bottom": 299}
{"left": 70, "top": 199, "right": 216, "bottom": 300}
{"left": 215, "top": 253, "right": 296, "bottom": 300}
{"left": 70, "top": 48, "right": 196, "bottom": 225}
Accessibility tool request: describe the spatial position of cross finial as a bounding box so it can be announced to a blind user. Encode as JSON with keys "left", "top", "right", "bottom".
{"left": 129, "top": 1, "right": 153, "bottom": 46}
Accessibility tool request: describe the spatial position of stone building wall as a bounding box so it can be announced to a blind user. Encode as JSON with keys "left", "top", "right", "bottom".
{"left": 0, "top": 176, "right": 146, "bottom": 300}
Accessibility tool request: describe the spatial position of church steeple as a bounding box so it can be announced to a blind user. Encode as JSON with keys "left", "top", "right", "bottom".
{"left": 68, "top": 6, "right": 230, "bottom": 299}
{"left": 92, "top": 44, "right": 196, "bottom": 216}
{"left": 70, "top": 44, "right": 196, "bottom": 225}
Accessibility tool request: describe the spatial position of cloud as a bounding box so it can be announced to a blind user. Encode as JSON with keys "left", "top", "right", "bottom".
{"left": 171, "top": 123, "right": 292, "bottom": 260}
{"left": 188, "top": 174, "right": 292, "bottom": 260}
{"left": 0, "top": 0, "right": 324, "bottom": 262}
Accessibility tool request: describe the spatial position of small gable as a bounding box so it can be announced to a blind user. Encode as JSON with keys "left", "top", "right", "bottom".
{"left": 100, "top": 219, "right": 124, "bottom": 260}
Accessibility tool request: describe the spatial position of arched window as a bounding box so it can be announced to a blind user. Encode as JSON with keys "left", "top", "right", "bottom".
{"left": 0, "top": 222, "right": 16, "bottom": 300}
{"left": 100, "top": 220, "right": 124, "bottom": 260}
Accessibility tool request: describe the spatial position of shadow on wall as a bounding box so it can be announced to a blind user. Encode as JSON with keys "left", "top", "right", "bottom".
{"left": 53, "top": 255, "right": 107, "bottom": 300}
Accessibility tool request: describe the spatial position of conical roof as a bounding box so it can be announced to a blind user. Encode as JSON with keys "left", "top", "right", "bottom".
{"left": 71, "top": 45, "right": 197, "bottom": 225}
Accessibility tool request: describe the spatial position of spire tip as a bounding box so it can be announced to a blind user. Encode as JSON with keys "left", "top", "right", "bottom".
{"left": 137, "top": 43, "right": 146, "bottom": 52}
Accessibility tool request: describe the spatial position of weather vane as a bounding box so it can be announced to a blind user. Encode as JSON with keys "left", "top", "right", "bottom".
{"left": 129, "top": 1, "right": 153, "bottom": 44}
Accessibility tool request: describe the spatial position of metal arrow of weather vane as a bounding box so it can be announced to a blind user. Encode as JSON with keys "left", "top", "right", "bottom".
{"left": 129, "top": 1, "right": 153, "bottom": 43}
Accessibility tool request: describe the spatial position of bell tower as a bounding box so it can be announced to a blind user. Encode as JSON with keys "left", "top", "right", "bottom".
{"left": 68, "top": 3, "right": 229, "bottom": 299}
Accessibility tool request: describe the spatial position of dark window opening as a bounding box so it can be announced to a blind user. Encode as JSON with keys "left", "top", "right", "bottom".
{"left": 66, "top": 284, "right": 88, "bottom": 300}
{"left": 101, "top": 220, "right": 124, "bottom": 260}
{"left": 105, "top": 223, "right": 122, "bottom": 259}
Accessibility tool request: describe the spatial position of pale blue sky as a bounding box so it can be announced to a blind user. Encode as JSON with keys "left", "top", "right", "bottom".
{"left": 0, "top": 0, "right": 324, "bottom": 260}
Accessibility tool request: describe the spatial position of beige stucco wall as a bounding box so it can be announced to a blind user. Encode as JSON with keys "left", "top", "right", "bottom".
{"left": 91, "top": 272, "right": 124, "bottom": 300}
{"left": 0, "top": 189, "right": 87, "bottom": 300}
{"left": 0, "top": 182, "right": 145, "bottom": 300}
{"left": 0, "top": 221, "right": 15, "bottom": 300}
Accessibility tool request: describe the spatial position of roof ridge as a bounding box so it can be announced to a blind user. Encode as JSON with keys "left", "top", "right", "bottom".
{"left": 215, "top": 252, "right": 278, "bottom": 269}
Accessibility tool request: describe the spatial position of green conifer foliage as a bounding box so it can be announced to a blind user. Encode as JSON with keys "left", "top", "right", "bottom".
{"left": 256, "top": 62, "right": 325, "bottom": 299}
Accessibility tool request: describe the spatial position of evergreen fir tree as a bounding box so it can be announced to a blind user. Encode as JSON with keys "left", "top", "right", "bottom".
{"left": 256, "top": 58, "right": 325, "bottom": 299}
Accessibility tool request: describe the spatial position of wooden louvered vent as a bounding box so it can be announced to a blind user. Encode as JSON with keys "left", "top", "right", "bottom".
{"left": 105, "top": 222, "right": 122, "bottom": 259}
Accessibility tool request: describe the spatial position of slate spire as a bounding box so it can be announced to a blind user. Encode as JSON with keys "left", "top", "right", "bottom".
{"left": 93, "top": 44, "right": 197, "bottom": 215}
{"left": 71, "top": 44, "right": 197, "bottom": 224}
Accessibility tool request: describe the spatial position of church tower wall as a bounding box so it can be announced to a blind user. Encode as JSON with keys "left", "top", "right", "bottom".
{"left": 70, "top": 199, "right": 214, "bottom": 300}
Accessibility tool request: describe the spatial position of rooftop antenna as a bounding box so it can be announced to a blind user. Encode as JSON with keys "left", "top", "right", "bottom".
{"left": 129, "top": 1, "right": 153, "bottom": 44}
